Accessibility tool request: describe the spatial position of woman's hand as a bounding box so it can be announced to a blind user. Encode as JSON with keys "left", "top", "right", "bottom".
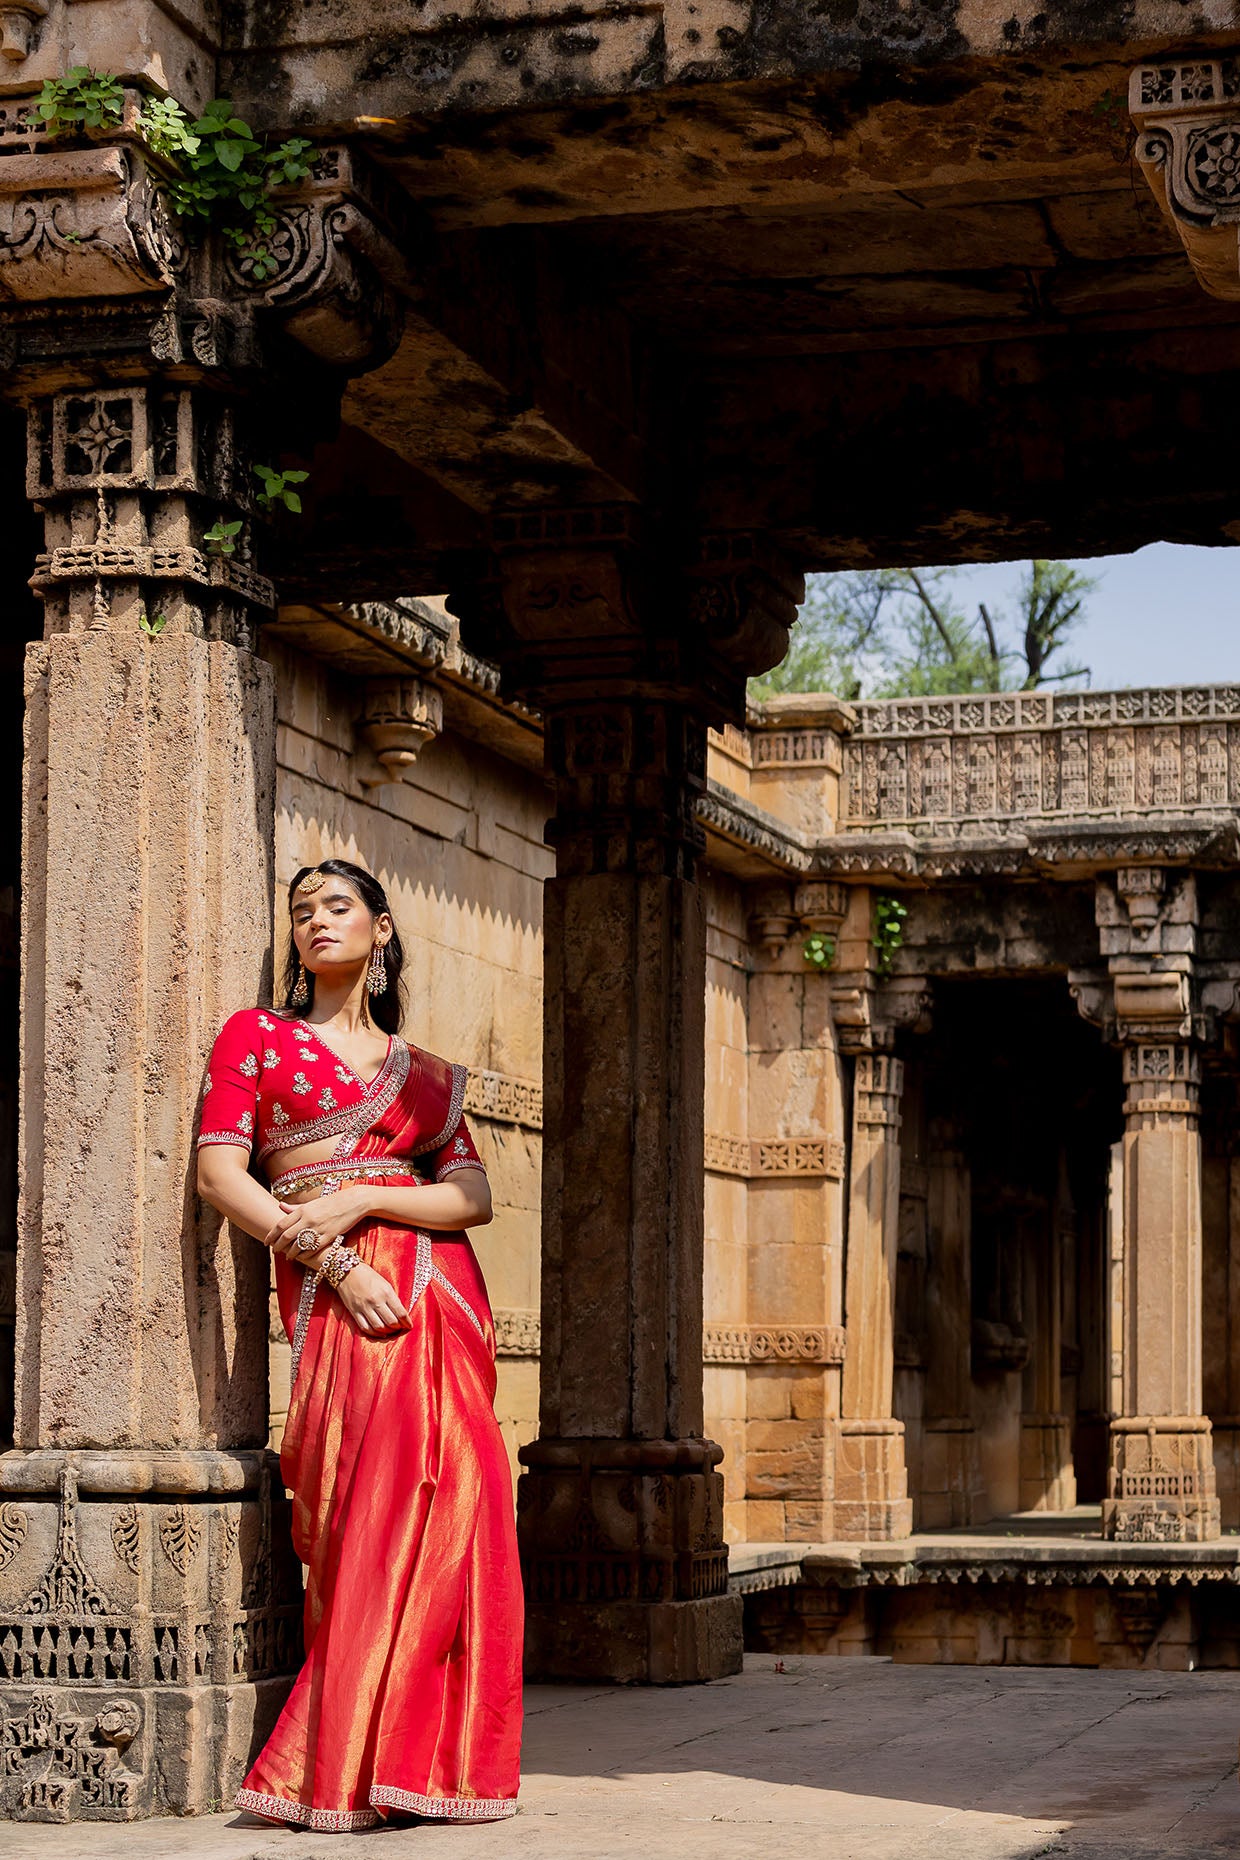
{"left": 263, "top": 1184, "right": 372, "bottom": 1260}
{"left": 335, "top": 1262, "right": 411, "bottom": 1334}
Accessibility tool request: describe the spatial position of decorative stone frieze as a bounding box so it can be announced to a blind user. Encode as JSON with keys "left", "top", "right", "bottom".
{"left": 703, "top": 1326, "right": 846, "bottom": 1367}
{"left": 493, "top": 1309, "right": 540, "bottom": 1358}
{"left": 0, "top": 0, "right": 45, "bottom": 62}
{"left": 1130, "top": 58, "right": 1240, "bottom": 301}
{"left": 703, "top": 1132, "right": 845, "bottom": 1179}
{"left": 463, "top": 1069, "right": 542, "bottom": 1131}
{"left": 843, "top": 685, "right": 1240, "bottom": 829}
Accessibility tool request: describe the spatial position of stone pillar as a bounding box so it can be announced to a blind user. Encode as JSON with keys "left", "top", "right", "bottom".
{"left": 838, "top": 1053, "right": 912, "bottom": 1540}
{"left": 0, "top": 113, "right": 405, "bottom": 1814}
{"left": 921, "top": 1120, "right": 985, "bottom": 1529}
{"left": 1103, "top": 1038, "right": 1219, "bottom": 1541}
{"left": 738, "top": 880, "right": 848, "bottom": 1542}
{"left": 0, "top": 372, "right": 298, "bottom": 1818}
{"left": 1018, "top": 1178, "right": 1075, "bottom": 1514}
{"left": 456, "top": 520, "right": 799, "bottom": 1681}
{"left": 1090, "top": 868, "right": 1219, "bottom": 1543}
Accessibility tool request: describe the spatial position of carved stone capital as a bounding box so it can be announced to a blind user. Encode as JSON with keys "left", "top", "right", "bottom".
{"left": 1131, "top": 58, "right": 1240, "bottom": 300}
{"left": 357, "top": 675, "right": 442, "bottom": 786}
{"left": 449, "top": 515, "right": 802, "bottom": 726}
{"left": 0, "top": 141, "right": 178, "bottom": 301}
{"left": 683, "top": 532, "right": 803, "bottom": 683}
{"left": 24, "top": 384, "right": 273, "bottom": 645}
{"left": 0, "top": 114, "right": 408, "bottom": 373}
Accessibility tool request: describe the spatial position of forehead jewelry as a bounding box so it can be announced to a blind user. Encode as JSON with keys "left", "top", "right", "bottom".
{"left": 296, "top": 869, "right": 326, "bottom": 896}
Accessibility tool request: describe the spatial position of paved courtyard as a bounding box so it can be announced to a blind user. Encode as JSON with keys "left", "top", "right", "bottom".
{"left": 0, "top": 1657, "right": 1235, "bottom": 1860}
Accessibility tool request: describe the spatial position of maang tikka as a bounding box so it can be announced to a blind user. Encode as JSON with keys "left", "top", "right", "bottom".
{"left": 367, "top": 946, "right": 388, "bottom": 998}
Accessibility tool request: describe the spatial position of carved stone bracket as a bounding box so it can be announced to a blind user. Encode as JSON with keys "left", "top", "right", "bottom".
{"left": 0, "top": 0, "right": 46, "bottom": 63}
{"left": 357, "top": 675, "right": 442, "bottom": 786}
{"left": 1131, "top": 59, "right": 1240, "bottom": 301}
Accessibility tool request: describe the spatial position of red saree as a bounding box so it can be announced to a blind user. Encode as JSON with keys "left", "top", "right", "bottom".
{"left": 202, "top": 1016, "right": 523, "bottom": 1829}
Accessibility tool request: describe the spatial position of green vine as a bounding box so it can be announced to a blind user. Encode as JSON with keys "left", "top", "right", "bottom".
{"left": 802, "top": 932, "right": 836, "bottom": 973}
{"left": 32, "top": 71, "right": 313, "bottom": 281}
{"left": 872, "top": 894, "right": 908, "bottom": 978}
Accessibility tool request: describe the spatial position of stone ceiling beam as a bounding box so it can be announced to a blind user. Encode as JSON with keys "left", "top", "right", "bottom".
{"left": 681, "top": 318, "right": 1240, "bottom": 565}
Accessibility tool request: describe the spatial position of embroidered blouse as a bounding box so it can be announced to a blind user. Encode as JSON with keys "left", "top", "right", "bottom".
{"left": 197, "top": 1009, "right": 485, "bottom": 1181}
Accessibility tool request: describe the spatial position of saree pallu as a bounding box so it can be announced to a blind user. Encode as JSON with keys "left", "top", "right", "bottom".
{"left": 234, "top": 1045, "right": 523, "bottom": 1830}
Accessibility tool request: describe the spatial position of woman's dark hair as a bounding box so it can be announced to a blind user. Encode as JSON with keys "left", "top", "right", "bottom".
{"left": 280, "top": 859, "right": 407, "bottom": 1035}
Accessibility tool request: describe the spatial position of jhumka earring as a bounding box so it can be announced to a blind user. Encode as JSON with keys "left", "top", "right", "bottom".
{"left": 291, "top": 963, "right": 310, "bottom": 1009}
{"left": 367, "top": 946, "right": 388, "bottom": 998}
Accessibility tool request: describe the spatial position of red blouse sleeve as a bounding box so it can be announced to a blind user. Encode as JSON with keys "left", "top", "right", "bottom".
{"left": 197, "top": 1010, "right": 261, "bottom": 1152}
{"left": 430, "top": 1114, "right": 486, "bottom": 1182}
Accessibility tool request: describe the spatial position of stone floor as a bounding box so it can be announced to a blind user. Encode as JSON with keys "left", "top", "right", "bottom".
{"left": 0, "top": 1657, "right": 1236, "bottom": 1860}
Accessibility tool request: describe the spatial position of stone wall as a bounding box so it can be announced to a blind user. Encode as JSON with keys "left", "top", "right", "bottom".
{"left": 265, "top": 637, "right": 550, "bottom": 1480}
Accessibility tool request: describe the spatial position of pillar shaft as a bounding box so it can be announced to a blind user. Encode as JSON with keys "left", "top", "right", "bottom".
{"left": 838, "top": 1053, "right": 911, "bottom": 1540}
{"left": 921, "top": 1127, "right": 985, "bottom": 1529}
{"left": 1103, "top": 1040, "right": 1219, "bottom": 1541}
{"left": 482, "top": 529, "right": 804, "bottom": 1683}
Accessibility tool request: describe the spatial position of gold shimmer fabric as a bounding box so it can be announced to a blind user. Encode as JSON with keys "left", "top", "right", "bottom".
{"left": 227, "top": 1040, "right": 523, "bottom": 1829}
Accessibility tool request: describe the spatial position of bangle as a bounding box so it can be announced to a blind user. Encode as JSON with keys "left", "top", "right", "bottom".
{"left": 320, "top": 1244, "right": 362, "bottom": 1290}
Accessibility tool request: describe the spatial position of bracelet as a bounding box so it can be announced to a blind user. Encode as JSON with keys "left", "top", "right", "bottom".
{"left": 320, "top": 1243, "right": 362, "bottom": 1290}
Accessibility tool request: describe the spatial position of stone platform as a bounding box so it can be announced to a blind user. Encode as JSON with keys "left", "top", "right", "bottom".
{"left": 734, "top": 1512, "right": 1240, "bottom": 1668}
{"left": 0, "top": 1658, "right": 1234, "bottom": 1859}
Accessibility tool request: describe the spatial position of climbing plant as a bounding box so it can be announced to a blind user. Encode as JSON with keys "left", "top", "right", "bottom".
{"left": 32, "top": 71, "right": 313, "bottom": 281}
{"left": 872, "top": 894, "right": 908, "bottom": 977}
{"left": 802, "top": 932, "right": 836, "bottom": 973}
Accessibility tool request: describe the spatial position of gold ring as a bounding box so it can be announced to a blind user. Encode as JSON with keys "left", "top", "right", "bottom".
{"left": 294, "top": 1228, "right": 322, "bottom": 1254}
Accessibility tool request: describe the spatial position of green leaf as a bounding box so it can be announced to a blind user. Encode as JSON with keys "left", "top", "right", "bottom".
{"left": 283, "top": 491, "right": 302, "bottom": 514}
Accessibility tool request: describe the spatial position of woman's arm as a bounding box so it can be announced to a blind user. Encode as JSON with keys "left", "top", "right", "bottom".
{"left": 262, "top": 1170, "right": 492, "bottom": 1260}
{"left": 197, "top": 1147, "right": 411, "bottom": 1334}
{"left": 197, "top": 1146, "right": 288, "bottom": 1243}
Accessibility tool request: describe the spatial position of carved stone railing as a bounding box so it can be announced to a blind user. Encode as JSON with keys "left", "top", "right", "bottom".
{"left": 842, "top": 686, "right": 1240, "bottom": 831}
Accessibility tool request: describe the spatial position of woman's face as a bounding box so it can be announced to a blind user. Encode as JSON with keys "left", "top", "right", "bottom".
{"left": 291, "top": 877, "right": 391, "bottom": 979}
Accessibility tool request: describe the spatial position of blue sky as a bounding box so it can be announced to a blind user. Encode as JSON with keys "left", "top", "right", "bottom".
{"left": 946, "top": 545, "right": 1238, "bottom": 691}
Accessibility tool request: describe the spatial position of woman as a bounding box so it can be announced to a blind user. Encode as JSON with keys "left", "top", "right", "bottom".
{"left": 197, "top": 858, "right": 523, "bottom": 1830}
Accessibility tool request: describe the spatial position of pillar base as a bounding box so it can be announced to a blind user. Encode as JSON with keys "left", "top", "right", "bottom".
{"left": 834, "top": 1419, "right": 913, "bottom": 1541}
{"left": 1019, "top": 1413, "right": 1077, "bottom": 1513}
{"left": 517, "top": 1436, "right": 740, "bottom": 1683}
{"left": 0, "top": 1450, "right": 301, "bottom": 1818}
{"left": 1102, "top": 1416, "right": 1221, "bottom": 1543}
{"left": 918, "top": 1418, "right": 987, "bottom": 1531}
{"left": 523, "top": 1595, "right": 743, "bottom": 1684}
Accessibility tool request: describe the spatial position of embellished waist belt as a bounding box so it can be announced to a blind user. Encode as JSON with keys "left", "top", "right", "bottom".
{"left": 269, "top": 1158, "right": 426, "bottom": 1199}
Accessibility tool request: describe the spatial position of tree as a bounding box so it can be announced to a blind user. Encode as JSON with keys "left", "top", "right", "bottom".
{"left": 750, "top": 560, "right": 1094, "bottom": 701}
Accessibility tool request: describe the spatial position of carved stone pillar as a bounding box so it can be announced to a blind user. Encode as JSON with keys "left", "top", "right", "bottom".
{"left": 1104, "top": 1039, "right": 1219, "bottom": 1541}
{"left": 921, "top": 1120, "right": 985, "bottom": 1529}
{"left": 1089, "top": 868, "right": 1219, "bottom": 1543}
{"left": 838, "top": 1053, "right": 912, "bottom": 1540}
{"left": 452, "top": 516, "right": 799, "bottom": 1681}
{"left": 0, "top": 111, "right": 406, "bottom": 1816}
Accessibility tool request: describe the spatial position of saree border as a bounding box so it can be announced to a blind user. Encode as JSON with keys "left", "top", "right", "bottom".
{"left": 370, "top": 1783, "right": 518, "bottom": 1821}
{"left": 421, "top": 1060, "right": 467, "bottom": 1153}
{"left": 236, "top": 1784, "right": 518, "bottom": 1827}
